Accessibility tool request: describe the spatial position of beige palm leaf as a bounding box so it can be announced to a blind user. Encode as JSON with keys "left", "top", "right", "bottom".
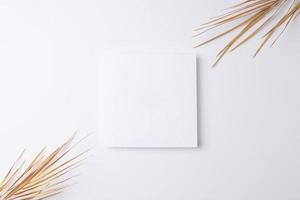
{"left": 0, "top": 134, "right": 88, "bottom": 200}
{"left": 194, "top": 0, "right": 300, "bottom": 67}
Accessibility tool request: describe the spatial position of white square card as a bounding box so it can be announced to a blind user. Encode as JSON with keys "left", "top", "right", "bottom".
{"left": 99, "top": 53, "right": 197, "bottom": 147}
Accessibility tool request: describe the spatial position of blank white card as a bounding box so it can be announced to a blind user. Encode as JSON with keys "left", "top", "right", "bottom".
{"left": 99, "top": 54, "right": 198, "bottom": 147}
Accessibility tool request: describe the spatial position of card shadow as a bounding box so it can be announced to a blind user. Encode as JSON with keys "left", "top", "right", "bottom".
{"left": 196, "top": 55, "right": 202, "bottom": 148}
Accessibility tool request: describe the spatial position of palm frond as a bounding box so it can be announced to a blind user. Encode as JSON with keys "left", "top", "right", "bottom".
{"left": 0, "top": 134, "right": 88, "bottom": 200}
{"left": 194, "top": 0, "right": 300, "bottom": 67}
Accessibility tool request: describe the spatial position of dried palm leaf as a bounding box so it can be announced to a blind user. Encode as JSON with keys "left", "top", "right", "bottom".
{"left": 194, "top": 0, "right": 300, "bottom": 67}
{"left": 0, "top": 134, "right": 88, "bottom": 200}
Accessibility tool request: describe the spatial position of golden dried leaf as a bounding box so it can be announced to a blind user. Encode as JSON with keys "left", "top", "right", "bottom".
{"left": 194, "top": 0, "right": 300, "bottom": 66}
{"left": 0, "top": 134, "right": 88, "bottom": 200}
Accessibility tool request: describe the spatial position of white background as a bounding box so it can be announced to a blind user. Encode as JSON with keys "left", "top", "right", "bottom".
{"left": 0, "top": 0, "right": 300, "bottom": 200}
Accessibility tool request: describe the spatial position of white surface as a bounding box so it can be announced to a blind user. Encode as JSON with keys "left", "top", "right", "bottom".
{"left": 0, "top": 0, "right": 300, "bottom": 200}
{"left": 99, "top": 54, "right": 197, "bottom": 147}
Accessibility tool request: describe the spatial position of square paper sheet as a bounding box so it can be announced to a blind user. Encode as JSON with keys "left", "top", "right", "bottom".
{"left": 99, "top": 53, "right": 198, "bottom": 147}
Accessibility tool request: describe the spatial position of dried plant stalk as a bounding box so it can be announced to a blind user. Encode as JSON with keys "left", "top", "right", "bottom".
{"left": 194, "top": 0, "right": 300, "bottom": 67}
{"left": 0, "top": 134, "right": 88, "bottom": 200}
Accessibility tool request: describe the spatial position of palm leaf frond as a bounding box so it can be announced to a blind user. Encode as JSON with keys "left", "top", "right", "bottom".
{"left": 194, "top": 0, "right": 300, "bottom": 67}
{"left": 0, "top": 134, "right": 88, "bottom": 200}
